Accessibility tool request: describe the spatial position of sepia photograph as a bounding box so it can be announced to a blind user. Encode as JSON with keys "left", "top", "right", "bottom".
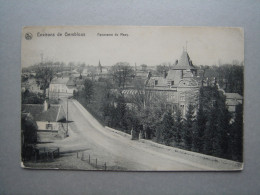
{"left": 21, "top": 26, "right": 244, "bottom": 171}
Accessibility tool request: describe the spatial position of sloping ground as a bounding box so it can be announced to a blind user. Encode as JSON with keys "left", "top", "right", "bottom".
{"left": 105, "top": 127, "right": 242, "bottom": 171}
{"left": 27, "top": 99, "right": 242, "bottom": 171}
{"left": 23, "top": 153, "right": 95, "bottom": 170}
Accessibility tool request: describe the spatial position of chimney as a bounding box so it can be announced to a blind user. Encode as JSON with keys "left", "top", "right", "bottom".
{"left": 43, "top": 100, "right": 48, "bottom": 111}
{"left": 147, "top": 71, "right": 152, "bottom": 79}
{"left": 163, "top": 70, "right": 167, "bottom": 78}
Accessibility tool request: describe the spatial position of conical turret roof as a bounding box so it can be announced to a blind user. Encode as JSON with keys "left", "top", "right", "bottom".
{"left": 173, "top": 50, "right": 196, "bottom": 70}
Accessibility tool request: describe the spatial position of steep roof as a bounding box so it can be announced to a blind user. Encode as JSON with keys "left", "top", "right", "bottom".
{"left": 172, "top": 51, "right": 196, "bottom": 70}
{"left": 166, "top": 70, "right": 178, "bottom": 80}
{"left": 146, "top": 76, "right": 167, "bottom": 87}
{"left": 225, "top": 93, "right": 243, "bottom": 100}
{"left": 226, "top": 99, "right": 241, "bottom": 106}
{"left": 51, "top": 77, "right": 70, "bottom": 85}
{"left": 22, "top": 104, "right": 66, "bottom": 122}
{"left": 66, "top": 78, "right": 76, "bottom": 86}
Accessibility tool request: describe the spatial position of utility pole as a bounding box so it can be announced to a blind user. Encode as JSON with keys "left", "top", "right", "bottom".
{"left": 66, "top": 98, "right": 69, "bottom": 137}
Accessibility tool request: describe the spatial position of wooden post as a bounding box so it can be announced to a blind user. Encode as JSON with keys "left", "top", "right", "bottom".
{"left": 131, "top": 128, "right": 134, "bottom": 140}
{"left": 81, "top": 152, "right": 84, "bottom": 160}
{"left": 51, "top": 152, "right": 54, "bottom": 160}
{"left": 139, "top": 130, "right": 143, "bottom": 140}
{"left": 67, "top": 98, "right": 68, "bottom": 136}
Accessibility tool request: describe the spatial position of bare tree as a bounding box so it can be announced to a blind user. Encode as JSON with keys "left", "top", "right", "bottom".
{"left": 35, "top": 61, "right": 56, "bottom": 97}
{"left": 87, "top": 65, "right": 97, "bottom": 81}
{"left": 77, "top": 63, "right": 86, "bottom": 76}
{"left": 128, "top": 79, "right": 167, "bottom": 138}
{"left": 110, "top": 62, "right": 134, "bottom": 89}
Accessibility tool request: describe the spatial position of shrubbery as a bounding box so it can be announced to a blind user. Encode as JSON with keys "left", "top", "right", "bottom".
{"left": 75, "top": 70, "right": 243, "bottom": 162}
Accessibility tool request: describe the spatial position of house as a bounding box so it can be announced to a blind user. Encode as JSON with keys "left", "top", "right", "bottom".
{"left": 22, "top": 100, "right": 67, "bottom": 142}
{"left": 225, "top": 93, "right": 243, "bottom": 113}
{"left": 145, "top": 49, "right": 201, "bottom": 115}
{"left": 49, "top": 77, "right": 75, "bottom": 98}
{"left": 66, "top": 76, "right": 85, "bottom": 91}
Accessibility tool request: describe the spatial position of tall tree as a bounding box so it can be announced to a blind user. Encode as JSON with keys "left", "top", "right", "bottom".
{"left": 204, "top": 104, "right": 217, "bottom": 155}
{"left": 230, "top": 104, "right": 243, "bottom": 162}
{"left": 115, "top": 95, "right": 128, "bottom": 131}
{"left": 216, "top": 96, "right": 231, "bottom": 158}
{"left": 110, "top": 62, "right": 134, "bottom": 88}
{"left": 183, "top": 104, "right": 194, "bottom": 150}
{"left": 193, "top": 88, "right": 207, "bottom": 152}
{"left": 129, "top": 79, "right": 167, "bottom": 139}
{"left": 21, "top": 113, "right": 38, "bottom": 160}
{"left": 161, "top": 110, "right": 174, "bottom": 146}
{"left": 83, "top": 79, "right": 94, "bottom": 103}
{"left": 35, "top": 61, "right": 56, "bottom": 97}
{"left": 77, "top": 63, "right": 85, "bottom": 76}
{"left": 156, "top": 64, "right": 170, "bottom": 75}
{"left": 174, "top": 108, "right": 183, "bottom": 147}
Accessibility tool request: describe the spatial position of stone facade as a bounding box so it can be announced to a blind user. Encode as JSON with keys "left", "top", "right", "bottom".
{"left": 146, "top": 50, "right": 201, "bottom": 115}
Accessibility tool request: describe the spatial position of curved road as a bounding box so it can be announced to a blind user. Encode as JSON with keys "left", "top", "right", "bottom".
{"left": 45, "top": 99, "right": 240, "bottom": 171}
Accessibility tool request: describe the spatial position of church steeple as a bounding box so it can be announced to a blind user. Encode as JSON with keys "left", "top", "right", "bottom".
{"left": 98, "top": 60, "right": 102, "bottom": 73}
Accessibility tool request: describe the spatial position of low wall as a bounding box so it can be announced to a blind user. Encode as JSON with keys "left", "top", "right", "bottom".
{"left": 139, "top": 138, "right": 243, "bottom": 170}
{"left": 105, "top": 126, "right": 243, "bottom": 170}
{"left": 105, "top": 126, "right": 131, "bottom": 139}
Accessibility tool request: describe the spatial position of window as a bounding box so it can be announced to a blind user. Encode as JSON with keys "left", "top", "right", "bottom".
{"left": 180, "top": 104, "right": 185, "bottom": 115}
{"left": 180, "top": 95, "right": 185, "bottom": 101}
{"left": 46, "top": 123, "right": 53, "bottom": 130}
{"left": 171, "top": 81, "right": 174, "bottom": 86}
{"left": 154, "top": 80, "right": 158, "bottom": 86}
{"left": 168, "top": 94, "right": 175, "bottom": 101}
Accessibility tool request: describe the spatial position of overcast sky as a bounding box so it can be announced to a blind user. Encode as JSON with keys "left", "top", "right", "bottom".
{"left": 22, "top": 26, "right": 244, "bottom": 67}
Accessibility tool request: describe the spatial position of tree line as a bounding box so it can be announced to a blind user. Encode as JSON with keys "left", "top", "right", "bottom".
{"left": 202, "top": 64, "right": 244, "bottom": 95}
{"left": 74, "top": 75, "right": 243, "bottom": 162}
{"left": 21, "top": 60, "right": 243, "bottom": 162}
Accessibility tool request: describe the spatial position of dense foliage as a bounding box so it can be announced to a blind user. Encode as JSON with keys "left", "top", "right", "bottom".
{"left": 203, "top": 64, "right": 244, "bottom": 95}
{"left": 73, "top": 63, "right": 243, "bottom": 162}
{"left": 22, "top": 90, "right": 45, "bottom": 104}
{"left": 21, "top": 114, "right": 38, "bottom": 160}
{"left": 75, "top": 81, "right": 243, "bottom": 162}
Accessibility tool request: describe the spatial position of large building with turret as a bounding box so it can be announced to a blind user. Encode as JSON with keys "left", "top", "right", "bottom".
{"left": 145, "top": 50, "right": 202, "bottom": 115}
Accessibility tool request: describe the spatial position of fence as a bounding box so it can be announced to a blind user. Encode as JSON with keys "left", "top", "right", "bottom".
{"left": 34, "top": 147, "right": 60, "bottom": 162}
{"left": 77, "top": 152, "right": 107, "bottom": 170}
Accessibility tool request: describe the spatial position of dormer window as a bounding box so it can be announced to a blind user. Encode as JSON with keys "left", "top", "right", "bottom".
{"left": 180, "top": 95, "right": 185, "bottom": 101}
{"left": 46, "top": 123, "right": 53, "bottom": 130}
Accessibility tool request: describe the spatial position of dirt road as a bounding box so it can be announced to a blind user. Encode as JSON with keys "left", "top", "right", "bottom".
{"left": 39, "top": 99, "right": 241, "bottom": 171}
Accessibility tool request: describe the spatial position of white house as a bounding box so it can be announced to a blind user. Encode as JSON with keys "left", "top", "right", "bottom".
{"left": 49, "top": 77, "right": 75, "bottom": 98}
{"left": 225, "top": 93, "right": 243, "bottom": 113}
{"left": 22, "top": 100, "right": 67, "bottom": 142}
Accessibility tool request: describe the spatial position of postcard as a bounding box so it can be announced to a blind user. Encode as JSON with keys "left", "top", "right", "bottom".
{"left": 21, "top": 26, "right": 243, "bottom": 171}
